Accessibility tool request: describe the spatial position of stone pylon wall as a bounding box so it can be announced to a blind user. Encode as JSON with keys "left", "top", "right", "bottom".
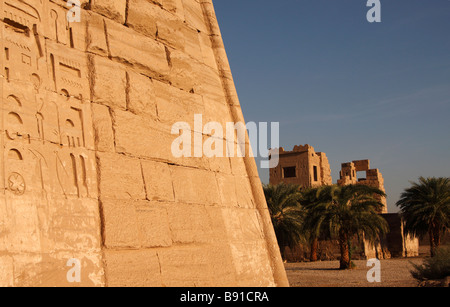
{"left": 0, "top": 0, "right": 288, "bottom": 287}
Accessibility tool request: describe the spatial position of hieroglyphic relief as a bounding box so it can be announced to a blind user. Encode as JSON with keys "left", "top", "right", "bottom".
{"left": 1, "top": 0, "right": 94, "bottom": 196}
{"left": 0, "top": 0, "right": 102, "bottom": 286}
{"left": 1, "top": 0, "right": 290, "bottom": 287}
{"left": 1, "top": 0, "right": 45, "bottom": 84}
{"left": 1, "top": 79, "right": 95, "bottom": 199}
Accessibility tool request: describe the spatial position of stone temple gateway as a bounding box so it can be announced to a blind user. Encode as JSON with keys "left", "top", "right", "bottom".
{"left": 0, "top": 0, "right": 288, "bottom": 287}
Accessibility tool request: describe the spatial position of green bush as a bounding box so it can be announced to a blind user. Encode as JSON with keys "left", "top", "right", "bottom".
{"left": 411, "top": 247, "right": 450, "bottom": 281}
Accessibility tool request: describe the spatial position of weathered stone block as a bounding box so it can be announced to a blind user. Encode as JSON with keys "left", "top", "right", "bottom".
{"left": 104, "top": 250, "right": 162, "bottom": 287}
{"left": 230, "top": 156, "right": 248, "bottom": 176}
{"left": 105, "top": 19, "right": 170, "bottom": 78}
{"left": 194, "top": 64, "right": 226, "bottom": 102}
{"left": 198, "top": 31, "right": 218, "bottom": 69}
{"left": 91, "top": 0, "right": 127, "bottom": 24}
{"left": 153, "top": 79, "right": 204, "bottom": 127}
{"left": 102, "top": 199, "right": 172, "bottom": 248}
{"left": 101, "top": 198, "right": 140, "bottom": 248}
{"left": 216, "top": 173, "right": 238, "bottom": 206}
{"left": 235, "top": 176, "right": 256, "bottom": 208}
{"left": 113, "top": 110, "right": 208, "bottom": 169}
{"left": 126, "top": 0, "right": 159, "bottom": 39}
{"left": 221, "top": 208, "right": 263, "bottom": 242}
{"left": 156, "top": 13, "right": 186, "bottom": 51}
{"left": 97, "top": 152, "right": 146, "bottom": 200}
{"left": 167, "top": 48, "right": 201, "bottom": 92}
{"left": 170, "top": 165, "right": 221, "bottom": 205}
{"left": 91, "top": 103, "right": 115, "bottom": 152}
{"left": 162, "top": 0, "right": 185, "bottom": 19}
{"left": 183, "top": 25, "right": 204, "bottom": 63}
{"left": 113, "top": 110, "right": 174, "bottom": 161}
{"left": 167, "top": 204, "right": 215, "bottom": 244}
{"left": 141, "top": 160, "right": 174, "bottom": 202}
{"left": 0, "top": 256, "right": 14, "bottom": 287}
{"left": 128, "top": 0, "right": 187, "bottom": 51}
{"left": 86, "top": 12, "right": 109, "bottom": 56}
{"left": 92, "top": 56, "right": 127, "bottom": 110}
{"left": 203, "top": 97, "right": 235, "bottom": 130}
{"left": 136, "top": 204, "right": 172, "bottom": 247}
{"left": 48, "top": 198, "right": 102, "bottom": 251}
{"left": 208, "top": 156, "right": 232, "bottom": 174}
{"left": 127, "top": 71, "right": 158, "bottom": 118}
{"left": 158, "top": 245, "right": 237, "bottom": 287}
{"left": 182, "top": 0, "right": 209, "bottom": 33}
{"left": 229, "top": 242, "right": 276, "bottom": 287}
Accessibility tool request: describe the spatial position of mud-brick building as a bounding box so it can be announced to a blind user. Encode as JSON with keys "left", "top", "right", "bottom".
{"left": 337, "top": 159, "right": 388, "bottom": 214}
{"left": 271, "top": 152, "right": 419, "bottom": 261}
{"left": 380, "top": 214, "right": 419, "bottom": 258}
{"left": 269, "top": 145, "right": 332, "bottom": 188}
{"left": 338, "top": 160, "right": 419, "bottom": 259}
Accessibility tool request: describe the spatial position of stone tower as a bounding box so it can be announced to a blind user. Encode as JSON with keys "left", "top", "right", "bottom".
{"left": 338, "top": 160, "right": 419, "bottom": 258}
{"left": 337, "top": 160, "right": 387, "bottom": 213}
{"left": 269, "top": 145, "right": 332, "bottom": 188}
{"left": 0, "top": 0, "right": 288, "bottom": 287}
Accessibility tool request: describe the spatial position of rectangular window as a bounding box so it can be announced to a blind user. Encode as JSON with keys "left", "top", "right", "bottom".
{"left": 283, "top": 167, "right": 296, "bottom": 178}
{"left": 357, "top": 171, "right": 367, "bottom": 182}
{"left": 313, "top": 166, "right": 318, "bottom": 182}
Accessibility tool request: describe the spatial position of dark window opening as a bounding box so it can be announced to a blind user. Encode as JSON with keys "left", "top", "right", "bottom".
{"left": 283, "top": 167, "right": 296, "bottom": 178}
{"left": 357, "top": 171, "right": 367, "bottom": 182}
{"left": 313, "top": 166, "right": 318, "bottom": 182}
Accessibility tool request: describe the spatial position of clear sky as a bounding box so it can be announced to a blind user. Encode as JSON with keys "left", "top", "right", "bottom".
{"left": 213, "top": 0, "right": 450, "bottom": 213}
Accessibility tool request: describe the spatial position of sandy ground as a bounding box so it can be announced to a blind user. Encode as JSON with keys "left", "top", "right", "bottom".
{"left": 285, "top": 258, "right": 424, "bottom": 287}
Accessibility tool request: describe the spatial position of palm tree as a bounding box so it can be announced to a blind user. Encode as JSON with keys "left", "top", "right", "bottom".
{"left": 396, "top": 177, "right": 450, "bottom": 257}
{"left": 301, "top": 186, "right": 331, "bottom": 262}
{"left": 306, "top": 184, "right": 389, "bottom": 270}
{"left": 263, "top": 183, "right": 305, "bottom": 260}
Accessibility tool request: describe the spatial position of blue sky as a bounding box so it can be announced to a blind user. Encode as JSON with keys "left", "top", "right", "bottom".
{"left": 213, "top": 0, "right": 450, "bottom": 213}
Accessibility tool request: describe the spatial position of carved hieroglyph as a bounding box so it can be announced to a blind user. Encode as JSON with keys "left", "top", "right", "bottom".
{"left": 0, "top": 0, "right": 101, "bottom": 287}
{"left": 0, "top": 0, "right": 288, "bottom": 287}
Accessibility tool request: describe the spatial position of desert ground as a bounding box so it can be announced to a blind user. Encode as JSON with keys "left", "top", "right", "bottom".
{"left": 285, "top": 258, "right": 424, "bottom": 287}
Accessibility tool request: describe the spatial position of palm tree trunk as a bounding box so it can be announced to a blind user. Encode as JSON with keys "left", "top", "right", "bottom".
{"left": 310, "top": 238, "right": 318, "bottom": 262}
{"left": 431, "top": 222, "right": 441, "bottom": 257}
{"left": 434, "top": 230, "right": 441, "bottom": 251}
{"left": 429, "top": 225, "right": 436, "bottom": 257}
{"left": 433, "top": 222, "right": 441, "bottom": 256}
{"left": 339, "top": 231, "right": 351, "bottom": 270}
